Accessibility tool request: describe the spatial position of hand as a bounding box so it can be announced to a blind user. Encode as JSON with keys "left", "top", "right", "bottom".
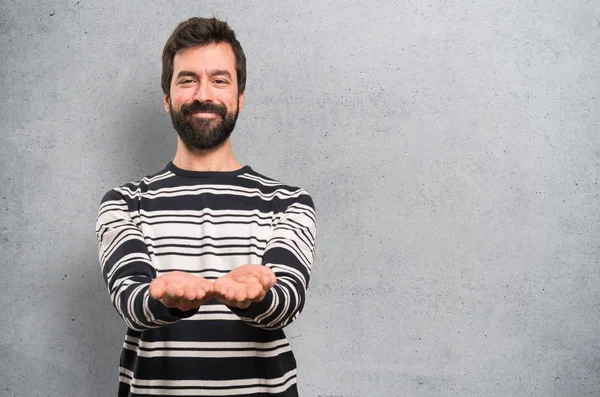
{"left": 214, "top": 265, "right": 276, "bottom": 309}
{"left": 149, "top": 271, "right": 214, "bottom": 311}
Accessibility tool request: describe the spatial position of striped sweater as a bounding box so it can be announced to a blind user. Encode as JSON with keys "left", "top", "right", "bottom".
{"left": 95, "top": 162, "right": 317, "bottom": 397}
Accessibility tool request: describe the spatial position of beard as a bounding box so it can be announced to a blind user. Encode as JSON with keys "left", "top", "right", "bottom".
{"left": 169, "top": 99, "right": 239, "bottom": 151}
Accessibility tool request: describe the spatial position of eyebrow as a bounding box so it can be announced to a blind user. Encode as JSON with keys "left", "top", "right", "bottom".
{"left": 175, "top": 69, "right": 233, "bottom": 80}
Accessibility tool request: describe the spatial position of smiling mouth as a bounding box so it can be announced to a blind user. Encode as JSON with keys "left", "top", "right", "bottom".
{"left": 192, "top": 112, "right": 219, "bottom": 120}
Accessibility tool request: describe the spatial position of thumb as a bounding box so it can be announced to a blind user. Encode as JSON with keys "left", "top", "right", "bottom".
{"left": 149, "top": 278, "right": 166, "bottom": 299}
{"left": 260, "top": 274, "right": 275, "bottom": 289}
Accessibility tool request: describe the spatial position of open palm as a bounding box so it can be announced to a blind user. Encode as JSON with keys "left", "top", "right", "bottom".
{"left": 214, "top": 265, "right": 276, "bottom": 309}
{"left": 149, "top": 271, "right": 214, "bottom": 311}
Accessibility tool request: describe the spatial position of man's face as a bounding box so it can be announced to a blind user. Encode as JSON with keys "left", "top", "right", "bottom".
{"left": 164, "top": 43, "right": 244, "bottom": 151}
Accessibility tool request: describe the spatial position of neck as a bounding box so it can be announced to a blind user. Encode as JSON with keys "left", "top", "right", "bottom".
{"left": 172, "top": 137, "right": 242, "bottom": 172}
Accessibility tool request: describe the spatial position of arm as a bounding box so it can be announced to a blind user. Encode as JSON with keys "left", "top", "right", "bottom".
{"left": 223, "top": 192, "right": 317, "bottom": 330}
{"left": 96, "top": 189, "right": 210, "bottom": 331}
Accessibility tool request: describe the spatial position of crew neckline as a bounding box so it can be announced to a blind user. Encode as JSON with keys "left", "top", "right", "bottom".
{"left": 166, "top": 162, "right": 251, "bottom": 178}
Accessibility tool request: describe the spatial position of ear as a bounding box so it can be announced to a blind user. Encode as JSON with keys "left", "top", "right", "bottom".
{"left": 163, "top": 94, "right": 170, "bottom": 113}
{"left": 238, "top": 92, "right": 245, "bottom": 113}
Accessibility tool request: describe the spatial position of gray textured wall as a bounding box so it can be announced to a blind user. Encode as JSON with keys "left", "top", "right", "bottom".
{"left": 1, "top": 1, "right": 599, "bottom": 396}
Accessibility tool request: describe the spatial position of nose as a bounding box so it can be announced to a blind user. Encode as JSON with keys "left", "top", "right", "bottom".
{"left": 193, "top": 81, "right": 214, "bottom": 103}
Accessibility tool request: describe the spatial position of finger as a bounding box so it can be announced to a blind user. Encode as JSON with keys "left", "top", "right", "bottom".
{"left": 149, "top": 285, "right": 164, "bottom": 300}
{"left": 149, "top": 278, "right": 166, "bottom": 299}
{"left": 245, "top": 288, "right": 257, "bottom": 301}
{"left": 217, "top": 286, "right": 228, "bottom": 297}
{"left": 188, "top": 298, "right": 204, "bottom": 308}
{"left": 201, "top": 280, "right": 214, "bottom": 293}
{"left": 245, "top": 283, "right": 262, "bottom": 300}
{"left": 182, "top": 284, "right": 196, "bottom": 301}
{"left": 175, "top": 299, "right": 194, "bottom": 311}
{"left": 215, "top": 295, "right": 250, "bottom": 309}
{"left": 164, "top": 284, "right": 184, "bottom": 300}
{"left": 251, "top": 290, "right": 268, "bottom": 303}
{"left": 259, "top": 274, "right": 275, "bottom": 289}
{"left": 160, "top": 296, "right": 176, "bottom": 308}
{"left": 194, "top": 284, "right": 208, "bottom": 300}
{"left": 214, "top": 279, "right": 228, "bottom": 295}
{"left": 214, "top": 281, "right": 228, "bottom": 296}
{"left": 227, "top": 287, "right": 240, "bottom": 301}
{"left": 259, "top": 266, "right": 276, "bottom": 282}
{"left": 234, "top": 288, "right": 247, "bottom": 302}
{"left": 215, "top": 296, "right": 239, "bottom": 308}
{"left": 235, "top": 300, "right": 252, "bottom": 309}
{"left": 213, "top": 279, "right": 226, "bottom": 294}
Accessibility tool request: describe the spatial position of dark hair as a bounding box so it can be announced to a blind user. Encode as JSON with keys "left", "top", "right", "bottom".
{"left": 161, "top": 17, "right": 246, "bottom": 96}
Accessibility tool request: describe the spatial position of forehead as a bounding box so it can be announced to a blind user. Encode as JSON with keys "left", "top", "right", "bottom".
{"left": 172, "top": 43, "right": 237, "bottom": 76}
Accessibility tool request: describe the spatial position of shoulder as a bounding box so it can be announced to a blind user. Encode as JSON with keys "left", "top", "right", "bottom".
{"left": 237, "top": 167, "right": 315, "bottom": 211}
{"left": 99, "top": 165, "right": 175, "bottom": 204}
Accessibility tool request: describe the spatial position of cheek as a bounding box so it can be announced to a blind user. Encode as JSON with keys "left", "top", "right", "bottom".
{"left": 171, "top": 90, "right": 193, "bottom": 109}
{"left": 221, "top": 94, "right": 239, "bottom": 110}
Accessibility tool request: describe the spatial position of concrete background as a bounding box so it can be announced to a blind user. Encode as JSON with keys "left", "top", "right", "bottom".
{"left": 1, "top": 0, "right": 599, "bottom": 396}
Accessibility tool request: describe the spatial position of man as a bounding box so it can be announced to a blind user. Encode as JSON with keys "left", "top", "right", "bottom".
{"left": 96, "top": 17, "right": 317, "bottom": 397}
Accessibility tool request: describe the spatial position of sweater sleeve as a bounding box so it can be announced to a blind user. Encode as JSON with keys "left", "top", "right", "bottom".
{"left": 95, "top": 188, "right": 197, "bottom": 331}
{"left": 229, "top": 190, "right": 317, "bottom": 330}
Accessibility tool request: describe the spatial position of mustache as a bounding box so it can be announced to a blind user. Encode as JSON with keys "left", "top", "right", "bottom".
{"left": 180, "top": 101, "right": 227, "bottom": 117}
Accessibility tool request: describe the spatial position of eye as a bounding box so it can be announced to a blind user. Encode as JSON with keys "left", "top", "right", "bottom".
{"left": 214, "top": 79, "right": 229, "bottom": 85}
{"left": 178, "top": 79, "right": 195, "bottom": 85}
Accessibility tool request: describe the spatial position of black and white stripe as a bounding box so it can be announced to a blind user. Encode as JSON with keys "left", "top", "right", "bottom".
{"left": 96, "top": 163, "right": 316, "bottom": 397}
